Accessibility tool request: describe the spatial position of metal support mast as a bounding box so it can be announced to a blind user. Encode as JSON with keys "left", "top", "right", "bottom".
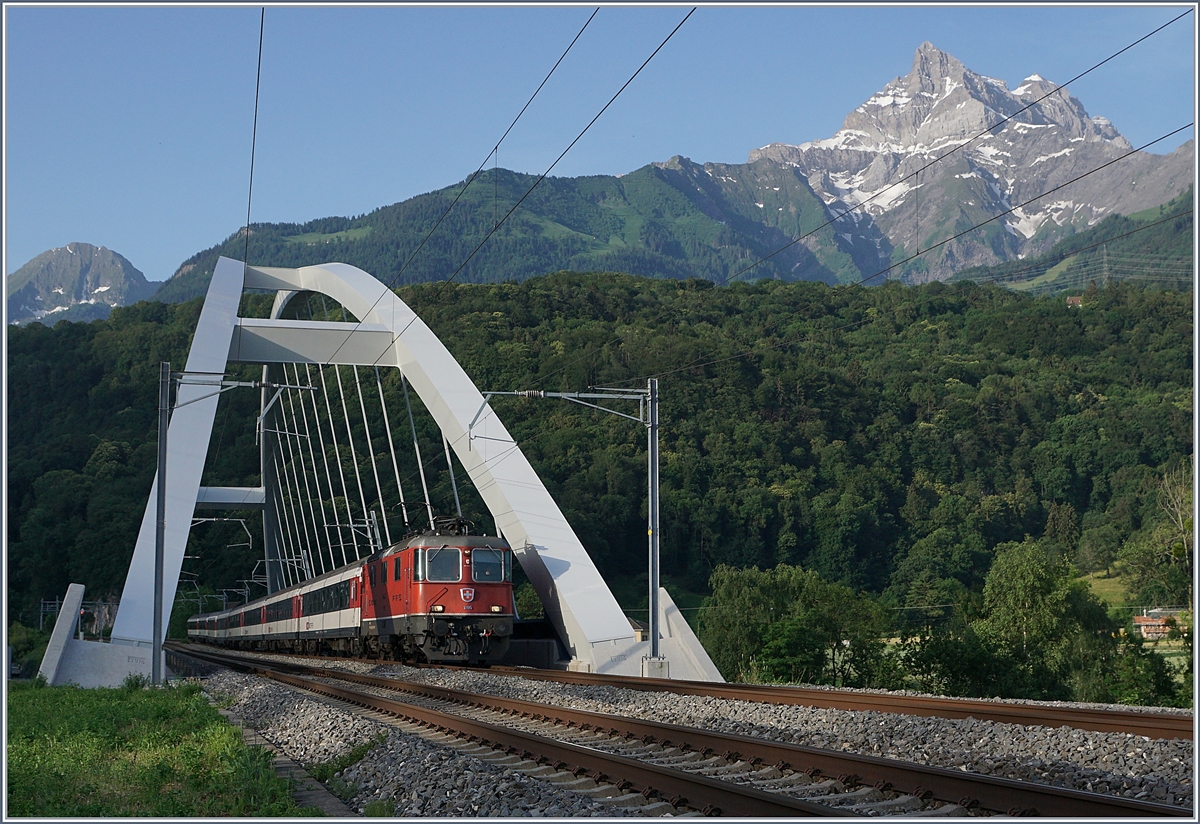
{"left": 647, "top": 378, "right": 660, "bottom": 659}
{"left": 154, "top": 362, "right": 169, "bottom": 686}
{"left": 470, "top": 379, "right": 665, "bottom": 665}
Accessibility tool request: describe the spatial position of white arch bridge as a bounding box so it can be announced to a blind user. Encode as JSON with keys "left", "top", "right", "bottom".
{"left": 92, "top": 257, "right": 719, "bottom": 681}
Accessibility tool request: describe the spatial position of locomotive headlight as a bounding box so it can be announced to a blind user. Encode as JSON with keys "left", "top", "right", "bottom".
{"left": 431, "top": 605, "right": 445, "bottom": 613}
{"left": 490, "top": 605, "right": 503, "bottom": 613}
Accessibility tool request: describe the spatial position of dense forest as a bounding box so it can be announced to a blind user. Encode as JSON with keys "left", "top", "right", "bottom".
{"left": 7, "top": 274, "right": 1192, "bottom": 701}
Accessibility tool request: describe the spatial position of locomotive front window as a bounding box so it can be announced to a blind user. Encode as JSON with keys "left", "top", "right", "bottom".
{"left": 472, "top": 547, "right": 511, "bottom": 583}
{"left": 425, "top": 546, "right": 462, "bottom": 582}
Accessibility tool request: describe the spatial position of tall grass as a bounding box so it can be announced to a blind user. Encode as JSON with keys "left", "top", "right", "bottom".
{"left": 6, "top": 678, "right": 313, "bottom": 816}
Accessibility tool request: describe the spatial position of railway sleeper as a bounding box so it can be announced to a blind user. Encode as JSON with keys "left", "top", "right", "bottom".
{"left": 823, "top": 785, "right": 885, "bottom": 806}
{"left": 896, "top": 802, "right": 969, "bottom": 817}
{"left": 748, "top": 772, "right": 818, "bottom": 790}
{"left": 695, "top": 760, "right": 756, "bottom": 777}
{"left": 615, "top": 743, "right": 668, "bottom": 756}
{"left": 675, "top": 755, "right": 733, "bottom": 771}
{"left": 780, "top": 779, "right": 847, "bottom": 798}
{"left": 646, "top": 751, "right": 707, "bottom": 766}
{"left": 852, "top": 795, "right": 945, "bottom": 815}
{"left": 738, "top": 765, "right": 785, "bottom": 781}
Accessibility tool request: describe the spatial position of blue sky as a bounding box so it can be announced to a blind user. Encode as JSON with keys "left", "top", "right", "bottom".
{"left": 4, "top": 4, "right": 1195, "bottom": 282}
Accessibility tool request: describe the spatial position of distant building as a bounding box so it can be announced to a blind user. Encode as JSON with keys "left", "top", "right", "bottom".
{"left": 1066, "top": 296, "right": 1083, "bottom": 309}
{"left": 1133, "top": 607, "right": 1186, "bottom": 639}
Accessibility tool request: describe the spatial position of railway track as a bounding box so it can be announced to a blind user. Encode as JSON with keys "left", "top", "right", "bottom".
{"left": 180, "top": 644, "right": 1192, "bottom": 739}
{"left": 171, "top": 644, "right": 1189, "bottom": 817}
{"left": 467, "top": 665, "right": 1194, "bottom": 741}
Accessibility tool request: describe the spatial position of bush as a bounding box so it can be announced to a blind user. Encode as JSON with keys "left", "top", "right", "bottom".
{"left": 7, "top": 622, "right": 50, "bottom": 677}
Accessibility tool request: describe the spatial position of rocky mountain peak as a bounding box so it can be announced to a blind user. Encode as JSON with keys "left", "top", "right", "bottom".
{"left": 744, "top": 43, "right": 1188, "bottom": 283}
{"left": 908, "top": 41, "right": 970, "bottom": 93}
{"left": 6, "top": 242, "right": 157, "bottom": 325}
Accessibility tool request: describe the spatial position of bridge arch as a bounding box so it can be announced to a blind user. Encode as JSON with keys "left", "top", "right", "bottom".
{"left": 110, "top": 257, "right": 719, "bottom": 679}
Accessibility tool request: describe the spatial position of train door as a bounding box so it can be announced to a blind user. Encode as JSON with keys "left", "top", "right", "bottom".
{"left": 401, "top": 548, "right": 412, "bottom": 617}
{"left": 364, "top": 561, "right": 379, "bottom": 621}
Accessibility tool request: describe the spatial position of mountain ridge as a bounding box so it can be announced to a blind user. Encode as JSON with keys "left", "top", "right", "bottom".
{"left": 137, "top": 42, "right": 1193, "bottom": 302}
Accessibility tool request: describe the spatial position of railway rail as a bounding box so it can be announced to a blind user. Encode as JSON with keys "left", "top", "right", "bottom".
{"left": 171, "top": 644, "right": 1189, "bottom": 817}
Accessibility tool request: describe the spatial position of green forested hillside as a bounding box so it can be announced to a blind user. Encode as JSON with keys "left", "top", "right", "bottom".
{"left": 152, "top": 159, "right": 879, "bottom": 304}
{"left": 8, "top": 274, "right": 1190, "bottom": 639}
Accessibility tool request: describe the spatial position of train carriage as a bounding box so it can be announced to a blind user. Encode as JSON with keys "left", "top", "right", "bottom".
{"left": 187, "top": 523, "right": 514, "bottom": 665}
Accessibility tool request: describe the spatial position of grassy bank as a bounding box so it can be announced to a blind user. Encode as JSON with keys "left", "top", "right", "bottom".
{"left": 6, "top": 678, "right": 311, "bottom": 817}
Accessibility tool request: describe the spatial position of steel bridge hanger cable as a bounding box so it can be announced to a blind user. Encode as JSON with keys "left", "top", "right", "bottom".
{"left": 284, "top": 369, "right": 326, "bottom": 575}
{"left": 401, "top": 372, "right": 438, "bottom": 530}
{"left": 318, "top": 7, "right": 600, "bottom": 368}
{"left": 334, "top": 365, "right": 372, "bottom": 559}
{"left": 289, "top": 363, "right": 335, "bottom": 574}
{"left": 376, "top": 366, "right": 412, "bottom": 532}
{"left": 353, "top": 365, "right": 392, "bottom": 546}
{"left": 317, "top": 364, "right": 358, "bottom": 561}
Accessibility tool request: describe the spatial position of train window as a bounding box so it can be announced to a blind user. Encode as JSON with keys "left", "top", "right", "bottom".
{"left": 413, "top": 549, "right": 426, "bottom": 581}
{"left": 393, "top": 556, "right": 402, "bottom": 581}
{"left": 472, "top": 547, "right": 511, "bottom": 583}
{"left": 425, "top": 546, "right": 461, "bottom": 583}
{"left": 369, "top": 563, "right": 377, "bottom": 586}
{"left": 266, "top": 599, "right": 292, "bottom": 623}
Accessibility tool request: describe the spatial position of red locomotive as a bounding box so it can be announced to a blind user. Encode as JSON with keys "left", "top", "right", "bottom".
{"left": 186, "top": 520, "right": 515, "bottom": 665}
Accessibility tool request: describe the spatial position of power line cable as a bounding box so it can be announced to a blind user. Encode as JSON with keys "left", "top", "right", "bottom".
{"left": 852, "top": 124, "right": 1193, "bottom": 286}
{"left": 318, "top": 8, "right": 599, "bottom": 368}
{"left": 710, "top": 7, "right": 1193, "bottom": 287}
{"left": 243, "top": 7, "right": 265, "bottom": 269}
{"left": 349, "top": 213, "right": 1194, "bottom": 529}
{"left": 521, "top": 204, "right": 1193, "bottom": 393}
{"left": 974, "top": 210, "right": 1194, "bottom": 283}
{"left": 237, "top": 7, "right": 266, "bottom": 365}
{"left": 599, "top": 135, "right": 1195, "bottom": 388}
{"left": 366, "top": 7, "right": 697, "bottom": 368}
{"left": 493, "top": 10, "right": 1196, "bottom": 390}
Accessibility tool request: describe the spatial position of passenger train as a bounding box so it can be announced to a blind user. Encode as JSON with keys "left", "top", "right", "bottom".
{"left": 187, "top": 520, "right": 515, "bottom": 665}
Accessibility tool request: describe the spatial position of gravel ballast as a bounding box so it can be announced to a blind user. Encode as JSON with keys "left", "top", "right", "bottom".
{"left": 203, "top": 658, "right": 1193, "bottom": 813}
{"left": 203, "top": 670, "right": 638, "bottom": 817}
{"left": 365, "top": 663, "right": 1195, "bottom": 810}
